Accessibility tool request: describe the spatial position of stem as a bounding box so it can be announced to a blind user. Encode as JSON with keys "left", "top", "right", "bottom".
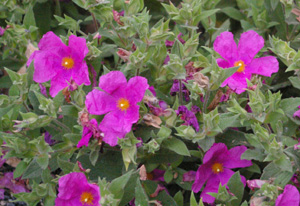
{"left": 54, "top": 0, "right": 61, "bottom": 17}
{"left": 179, "top": 79, "right": 183, "bottom": 105}
{"left": 78, "top": 30, "right": 87, "bottom": 37}
{"left": 23, "top": 102, "right": 30, "bottom": 112}
{"left": 203, "top": 89, "right": 211, "bottom": 113}
{"left": 52, "top": 119, "right": 71, "bottom": 133}
{"left": 136, "top": 67, "right": 140, "bottom": 76}
{"left": 48, "top": 123, "right": 63, "bottom": 133}
{"left": 91, "top": 12, "right": 99, "bottom": 32}
{"left": 111, "top": 24, "right": 126, "bottom": 47}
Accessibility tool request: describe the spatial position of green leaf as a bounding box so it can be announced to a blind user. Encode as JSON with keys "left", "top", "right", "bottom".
{"left": 135, "top": 179, "right": 149, "bottom": 206}
{"left": 289, "top": 76, "right": 300, "bottom": 90}
{"left": 162, "top": 137, "right": 190, "bottom": 156}
{"left": 109, "top": 170, "right": 133, "bottom": 200}
{"left": 222, "top": 7, "right": 245, "bottom": 20}
{"left": 164, "top": 169, "right": 173, "bottom": 183}
{"left": 22, "top": 159, "right": 43, "bottom": 179}
{"left": 157, "top": 126, "right": 172, "bottom": 140}
{"left": 190, "top": 192, "right": 198, "bottom": 206}
{"left": 199, "top": 9, "right": 220, "bottom": 21}
{"left": 14, "top": 161, "right": 29, "bottom": 179}
{"left": 227, "top": 172, "right": 244, "bottom": 205}
{"left": 36, "top": 153, "right": 49, "bottom": 170}
{"left": 23, "top": 5, "right": 36, "bottom": 29}
{"left": 174, "top": 191, "right": 183, "bottom": 206}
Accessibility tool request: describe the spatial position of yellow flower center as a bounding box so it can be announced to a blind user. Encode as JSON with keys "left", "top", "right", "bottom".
{"left": 211, "top": 162, "right": 224, "bottom": 174}
{"left": 117, "top": 98, "right": 130, "bottom": 111}
{"left": 234, "top": 60, "right": 246, "bottom": 73}
{"left": 80, "top": 191, "right": 94, "bottom": 205}
{"left": 61, "top": 57, "right": 74, "bottom": 70}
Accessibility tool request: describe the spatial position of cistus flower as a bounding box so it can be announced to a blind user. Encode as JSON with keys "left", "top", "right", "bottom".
{"left": 176, "top": 105, "right": 200, "bottom": 132}
{"left": 275, "top": 184, "right": 300, "bottom": 206}
{"left": 192, "top": 143, "right": 252, "bottom": 203}
{"left": 0, "top": 172, "right": 29, "bottom": 194}
{"left": 214, "top": 30, "right": 279, "bottom": 94}
{"left": 85, "top": 71, "right": 149, "bottom": 146}
{"left": 77, "top": 119, "right": 102, "bottom": 148}
{"left": 27, "top": 31, "right": 90, "bottom": 97}
{"left": 55, "top": 172, "right": 101, "bottom": 206}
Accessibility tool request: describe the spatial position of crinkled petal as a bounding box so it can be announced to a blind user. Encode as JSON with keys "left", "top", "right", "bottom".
{"left": 126, "top": 76, "right": 149, "bottom": 103}
{"left": 221, "top": 72, "right": 251, "bottom": 94}
{"left": 68, "top": 35, "right": 89, "bottom": 57}
{"left": 216, "top": 58, "right": 232, "bottom": 68}
{"left": 77, "top": 126, "right": 93, "bottom": 148}
{"left": 238, "top": 30, "right": 264, "bottom": 64}
{"left": 203, "top": 143, "right": 229, "bottom": 164}
{"left": 99, "top": 71, "right": 127, "bottom": 94}
{"left": 123, "top": 104, "right": 140, "bottom": 131}
{"left": 38, "top": 31, "right": 67, "bottom": 51}
{"left": 57, "top": 173, "right": 85, "bottom": 199}
{"left": 218, "top": 168, "right": 234, "bottom": 186}
{"left": 85, "top": 89, "right": 117, "bottom": 115}
{"left": 247, "top": 56, "right": 279, "bottom": 77}
{"left": 275, "top": 184, "right": 300, "bottom": 206}
{"left": 213, "top": 31, "right": 238, "bottom": 64}
{"left": 224, "top": 146, "right": 252, "bottom": 169}
{"left": 49, "top": 73, "right": 70, "bottom": 97}
{"left": 200, "top": 175, "right": 220, "bottom": 204}
{"left": 32, "top": 51, "right": 60, "bottom": 83}
{"left": 192, "top": 164, "right": 213, "bottom": 193}
{"left": 72, "top": 62, "right": 91, "bottom": 86}
{"left": 99, "top": 111, "right": 128, "bottom": 146}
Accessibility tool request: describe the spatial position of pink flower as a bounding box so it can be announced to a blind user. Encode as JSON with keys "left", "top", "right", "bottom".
{"left": 192, "top": 143, "right": 252, "bottom": 203}
{"left": 85, "top": 71, "right": 149, "bottom": 146}
{"left": 275, "top": 184, "right": 300, "bottom": 206}
{"left": 55, "top": 172, "right": 101, "bottom": 206}
{"left": 214, "top": 30, "right": 279, "bottom": 94}
{"left": 77, "top": 119, "right": 102, "bottom": 148}
{"left": 246, "top": 179, "right": 269, "bottom": 190}
{"left": 27, "top": 31, "right": 90, "bottom": 97}
{"left": 0, "top": 172, "right": 29, "bottom": 194}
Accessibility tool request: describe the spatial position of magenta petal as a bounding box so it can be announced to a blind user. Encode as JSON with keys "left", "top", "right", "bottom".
{"left": 68, "top": 35, "right": 89, "bottom": 57}
{"left": 123, "top": 104, "right": 140, "bottom": 131}
{"left": 200, "top": 176, "right": 220, "bottom": 203}
{"left": 127, "top": 76, "right": 149, "bottom": 103}
{"left": 77, "top": 126, "right": 93, "bottom": 148}
{"left": 183, "top": 171, "right": 197, "bottom": 182}
{"left": 57, "top": 173, "right": 85, "bottom": 199}
{"left": 247, "top": 56, "right": 279, "bottom": 77}
{"left": 218, "top": 168, "right": 234, "bottom": 186}
{"left": 38, "top": 31, "right": 67, "bottom": 51}
{"left": 216, "top": 58, "right": 232, "bottom": 68}
{"left": 213, "top": 31, "right": 238, "bottom": 64}
{"left": 85, "top": 89, "right": 117, "bottom": 115}
{"left": 99, "top": 112, "right": 127, "bottom": 146}
{"left": 224, "top": 146, "right": 252, "bottom": 169}
{"left": 238, "top": 30, "right": 264, "bottom": 64}
{"left": 49, "top": 74, "right": 69, "bottom": 97}
{"left": 32, "top": 52, "right": 60, "bottom": 83}
{"left": 203, "top": 143, "right": 229, "bottom": 164}
{"left": 223, "top": 72, "right": 251, "bottom": 94}
{"left": 99, "top": 71, "right": 127, "bottom": 94}
{"left": 275, "top": 184, "right": 300, "bottom": 206}
{"left": 192, "top": 164, "right": 213, "bottom": 193}
{"left": 72, "top": 62, "right": 91, "bottom": 86}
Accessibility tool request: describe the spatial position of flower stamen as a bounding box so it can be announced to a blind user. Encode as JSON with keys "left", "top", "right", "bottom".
{"left": 80, "top": 191, "right": 94, "bottom": 205}
{"left": 234, "top": 60, "right": 246, "bottom": 73}
{"left": 62, "top": 57, "right": 74, "bottom": 70}
{"left": 212, "top": 162, "right": 224, "bottom": 174}
{"left": 117, "top": 98, "right": 130, "bottom": 111}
